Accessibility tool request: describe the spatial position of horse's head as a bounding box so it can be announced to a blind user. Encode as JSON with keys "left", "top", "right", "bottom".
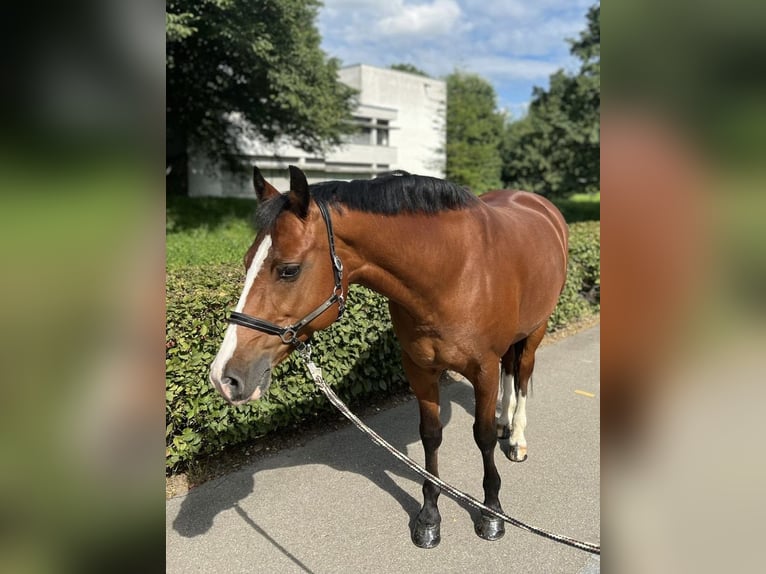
{"left": 209, "top": 165, "right": 343, "bottom": 405}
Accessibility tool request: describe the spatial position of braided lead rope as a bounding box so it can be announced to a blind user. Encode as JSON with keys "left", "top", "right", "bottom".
{"left": 298, "top": 347, "right": 600, "bottom": 555}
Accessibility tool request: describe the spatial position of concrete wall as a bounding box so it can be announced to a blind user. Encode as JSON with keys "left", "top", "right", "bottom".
{"left": 350, "top": 65, "right": 446, "bottom": 178}
{"left": 189, "top": 64, "right": 446, "bottom": 197}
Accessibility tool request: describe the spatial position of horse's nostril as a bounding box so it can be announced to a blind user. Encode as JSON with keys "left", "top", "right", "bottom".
{"left": 225, "top": 376, "right": 241, "bottom": 390}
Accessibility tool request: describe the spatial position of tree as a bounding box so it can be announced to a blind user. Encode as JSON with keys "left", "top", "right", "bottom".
{"left": 167, "top": 0, "right": 356, "bottom": 190}
{"left": 445, "top": 72, "right": 505, "bottom": 192}
{"left": 389, "top": 63, "right": 430, "bottom": 77}
{"left": 501, "top": 5, "right": 600, "bottom": 196}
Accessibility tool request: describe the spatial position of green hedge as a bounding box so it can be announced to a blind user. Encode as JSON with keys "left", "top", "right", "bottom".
{"left": 166, "top": 221, "right": 599, "bottom": 472}
{"left": 548, "top": 221, "right": 600, "bottom": 330}
{"left": 166, "top": 278, "right": 407, "bottom": 472}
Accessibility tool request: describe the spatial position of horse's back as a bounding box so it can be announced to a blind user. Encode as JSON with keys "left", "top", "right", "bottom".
{"left": 479, "top": 189, "right": 568, "bottom": 252}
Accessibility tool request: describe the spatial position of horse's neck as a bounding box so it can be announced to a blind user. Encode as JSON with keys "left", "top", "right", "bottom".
{"left": 336, "top": 210, "right": 471, "bottom": 310}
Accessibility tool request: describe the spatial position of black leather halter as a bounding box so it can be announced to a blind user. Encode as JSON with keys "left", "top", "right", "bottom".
{"left": 228, "top": 200, "right": 345, "bottom": 348}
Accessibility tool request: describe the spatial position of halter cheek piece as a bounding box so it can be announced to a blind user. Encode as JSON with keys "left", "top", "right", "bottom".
{"left": 228, "top": 200, "right": 345, "bottom": 349}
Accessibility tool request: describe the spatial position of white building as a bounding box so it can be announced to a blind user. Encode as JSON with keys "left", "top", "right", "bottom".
{"left": 188, "top": 64, "right": 446, "bottom": 196}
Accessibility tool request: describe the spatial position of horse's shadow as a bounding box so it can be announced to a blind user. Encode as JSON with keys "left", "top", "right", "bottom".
{"left": 171, "top": 335, "right": 484, "bottom": 553}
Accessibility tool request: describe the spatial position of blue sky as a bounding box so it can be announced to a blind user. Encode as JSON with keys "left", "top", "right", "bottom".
{"left": 317, "top": 0, "right": 595, "bottom": 119}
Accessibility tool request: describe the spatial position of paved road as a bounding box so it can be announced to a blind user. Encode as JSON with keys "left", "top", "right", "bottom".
{"left": 167, "top": 326, "right": 600, "bottom": 573}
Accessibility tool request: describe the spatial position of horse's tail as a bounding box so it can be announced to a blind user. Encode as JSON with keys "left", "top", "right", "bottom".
{"left": 511, "top": 338, "right": 526, "bottom": 398}
{"left": 502, "top": 337, "right": 533, "bottom": 397}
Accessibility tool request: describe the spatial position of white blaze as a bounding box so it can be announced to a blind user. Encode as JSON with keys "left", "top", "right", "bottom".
{"left": 209, "top": 235, "right": 272, "bottom": 386}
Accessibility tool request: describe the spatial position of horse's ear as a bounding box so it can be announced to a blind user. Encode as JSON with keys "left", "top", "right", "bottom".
{"left": 253, "top": 166, "right": 280, "bottom": 201}
{"left": 287, "top": 165, "right": 310, "bottom": 219}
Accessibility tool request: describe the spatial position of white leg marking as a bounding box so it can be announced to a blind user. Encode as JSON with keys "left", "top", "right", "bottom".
{"left": 510, "top": 393, "right": 527, "bottom": 450}
{"left": 210, "top": 236, "right": 272, "bottom": 386}
{"left": 497, "top": 370, "right": 516, "bottom": 430}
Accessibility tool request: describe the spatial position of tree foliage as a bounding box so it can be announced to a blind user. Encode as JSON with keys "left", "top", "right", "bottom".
{"left": 389, "top": 63, "right": 430, "bottom": 77}
{"left": 167, "top": 0, "right": 356, "bottom": 173}
{"left": 501, "top": 5, "right": 600, "bottom": 197}
{"left": 445, "top": 72, "right": 505, "bottom": 192}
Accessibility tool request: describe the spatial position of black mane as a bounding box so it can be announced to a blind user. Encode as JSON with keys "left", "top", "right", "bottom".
{"left": 256, "top": 172, "right": 478, "bottom": 232}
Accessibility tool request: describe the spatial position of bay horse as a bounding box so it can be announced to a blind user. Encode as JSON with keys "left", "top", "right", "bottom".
{"left": 209, "top": 165, "right": 568, "bottom": 548}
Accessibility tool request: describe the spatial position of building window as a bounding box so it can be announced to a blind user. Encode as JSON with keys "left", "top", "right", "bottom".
{"left": 376, "top": 119, "right": 389, "bottom": 146}
{"left": 347, "top": 116, "right": 391, "bottom": 146}
{"left": 349, "top": 116, "right": 373, "bottom": 145}
{"left": 348, "top": 126, "right": 371, "bottom": 145}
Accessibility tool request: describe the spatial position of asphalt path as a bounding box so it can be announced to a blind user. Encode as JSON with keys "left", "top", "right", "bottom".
{"left": 167, "top": 325, "right": 600, "bottom": 573}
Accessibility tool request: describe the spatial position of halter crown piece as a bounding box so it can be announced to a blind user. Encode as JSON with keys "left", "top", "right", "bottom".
{"left": 228, "top": 200, "right": 345, "bottom": 349}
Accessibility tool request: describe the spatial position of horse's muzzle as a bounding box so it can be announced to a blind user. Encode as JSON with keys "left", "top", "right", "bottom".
{"left": 213, "top": 356, "right": 272, "bottom": 405}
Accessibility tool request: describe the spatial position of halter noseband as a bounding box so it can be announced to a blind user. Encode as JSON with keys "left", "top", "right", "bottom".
{"left": 228, "top": 199, "right": 345, "bottom": 348}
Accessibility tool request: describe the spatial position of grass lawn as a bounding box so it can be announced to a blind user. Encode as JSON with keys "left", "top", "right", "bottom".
{"left": 166, "top": 196, "right": 258, "bottom": 268}
{"left": 552, "top": 192, "right": 600, "bottom": 223}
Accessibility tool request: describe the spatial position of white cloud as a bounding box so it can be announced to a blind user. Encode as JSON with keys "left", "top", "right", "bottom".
{"left": 465, "top": 0, "right": 592, "bottom": 16}
{"left": 466, "top": 56, "right": 559, "bottom": 81}
{"left": 460, "top": 0, "right": 530, "bottom": 20}
{"left": 486, "top": 17, "right": 585, "bottom": 57}
{"left": 317, "top": 0, "right": 597, "bottom": 105}
{"left": 321, "top": 0, "right": 392, "bottom": 8}
{"left": 376, "top": 0, "right": 462, "bottom": 37}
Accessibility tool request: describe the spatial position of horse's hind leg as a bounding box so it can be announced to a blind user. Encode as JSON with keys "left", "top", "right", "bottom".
{"left": 500, "top": 323, "right": 548, "bottom": 462}
{"left": 402, "top": 354, "right": 443, "bottom": 549}
{"left": 497, "top": 347, "right": 518, "bottom": 439}
{"left": 471, "top": 358, "right": 506, "bottom": 541}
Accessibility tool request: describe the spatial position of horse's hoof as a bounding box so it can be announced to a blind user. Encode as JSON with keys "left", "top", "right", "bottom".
{"left": 412, "top": 520, "right": 441, "bottom": 549}
{"left": 475, "top": 513, "right": 505, "bottom": 541}
{"left": 508, "top": 444, "right": 528, "bottom": 462}
{"left": 496, "top": 424, "right": 510, "bottom": 439}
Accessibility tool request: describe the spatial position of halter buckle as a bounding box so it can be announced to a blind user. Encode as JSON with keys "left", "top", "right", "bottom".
{"left": 280, "top": 328, "right": 297, "bottom": 345}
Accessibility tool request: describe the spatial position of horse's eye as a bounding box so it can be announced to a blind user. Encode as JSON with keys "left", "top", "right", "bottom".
{"left": 278, "top": 264, "right": 301, "bottom": 281}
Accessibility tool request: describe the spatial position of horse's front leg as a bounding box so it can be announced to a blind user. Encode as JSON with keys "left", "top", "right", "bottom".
{"left": 402, "top": 353, "right": 443, "bottom": 549}
{"left": 471, "top": 358, "right": 506, "bottom": 541}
